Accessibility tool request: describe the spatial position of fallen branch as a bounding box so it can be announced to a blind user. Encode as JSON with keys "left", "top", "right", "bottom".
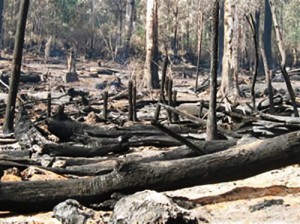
{"left": 1, "top": 130, "right": 300, "bottom": 212}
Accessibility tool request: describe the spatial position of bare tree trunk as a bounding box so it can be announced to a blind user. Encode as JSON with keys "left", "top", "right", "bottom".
{"left": 292, "top": 48, "right": 298, "bottom": 67}
{"left": 246, "top": 14, "right": 259, "bottom": 111}
{"left": 67, "top": 47, "right": 77, "bottom": 73}
{"left": 261, "top": 47, "right": 275, "bottom": 114}
{"left": 206, "top": 0, "right": 219, "bottom": 141}
{"left": 218, "top": 0, "right": 224, "bottom": 75}
{"left": 0, "top": 0, "right": 3, "bottom": 49}
{"left": 219, "top": 0, "right": 239, "bottom": 101}
{"left": 144, "top": 0, "right": 159, "bottom": 89}
{"left": 44, "top": 35, "right": 53, "bottom": 63}
{"left": 264, "top": 0, "right": 273, "bottom": 69}
{"left": 172, "top": 2, "right": 179, "bottom": 56}
{"left": 124, "top": 0, "right": 135, "bottom": 59}
{"left": 195, "top": 9, "right": 204, "bottom": 92}
{"left": 90, "top": 0, "right": 95, "bottom": 58}
{"left": 269, "top": 0, "right": 299, "bottom": 117}
{"left": 3, "top": 0, "right": 30, "bottom": 134}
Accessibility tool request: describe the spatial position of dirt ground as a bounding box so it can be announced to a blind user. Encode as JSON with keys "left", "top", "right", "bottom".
{"left": 1, "top": 57, "right": 300, "bottom": 223}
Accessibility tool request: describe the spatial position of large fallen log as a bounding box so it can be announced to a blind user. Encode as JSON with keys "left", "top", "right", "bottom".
{"left": 58, "top": 139, "right": 238, "bottom": 176}
{"left": 1, "top": 130, "right": 300, "bottom": 212}
{"left": 0, "top": 140, "right": 237, "bottom": 177}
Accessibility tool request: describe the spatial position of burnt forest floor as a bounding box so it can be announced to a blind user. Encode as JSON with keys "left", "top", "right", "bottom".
{"left": 1, "top": 55, "right": 300, "bottom": 223}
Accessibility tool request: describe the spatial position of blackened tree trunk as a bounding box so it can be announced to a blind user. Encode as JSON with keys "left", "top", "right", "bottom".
{"left": 3, "top": 0, "right": 30, "bottom": 134}
{"left": 0, "top": 0, "right": 3, "bottom": 42}
{"left": 245, "top": 13, "right": 259, "bottom": 111}
{"left": 144, "top": 0, "right": 159, "bottom": 89}
{"left": 206, "top": 0, "right": 219, "bottom": 141}
{"left": 264, "top": 0, "right": 272, "bottom": 69}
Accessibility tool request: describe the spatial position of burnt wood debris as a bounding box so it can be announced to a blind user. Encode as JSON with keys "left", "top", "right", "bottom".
{"left": 2, "top": 0, "right": 300, "bottom": 222}
{"left": 2, "top": 64, "right": 300, "bottom": 212}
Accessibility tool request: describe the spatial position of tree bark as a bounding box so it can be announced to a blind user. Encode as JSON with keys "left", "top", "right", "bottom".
{"left": 245, "top": 13, "right": 259, "bottom": 111}
{"left": 1, "top": 130, "right": 300, "bottom": 212}
{"left": 217, "top": 0, "right": 225, "bottom": 75}
{"left": 219, "top": 0, "right": 239, "bottom": 100}
{"left": 260, "top": 47, "right": 275, "bottom": 114}
{"left": 264, "top": 0, "right": 273, "bottom": 69}
{"left": 0, "top": 0, "right": 3, "bottom": 49}
{"left": 206, "top": 0, "right": 219, "bottom": 141}
{"left": 144, "top": 0, "right": 159, "bottom": 89}
{"left": 3, "top": 0, "right": 30, "bottom": 134}
{"left": 195, "top": 9, "right": 204, "bottom": 92}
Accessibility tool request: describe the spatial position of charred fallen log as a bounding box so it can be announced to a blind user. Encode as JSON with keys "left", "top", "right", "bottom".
{"left": 43, "top": 137, "right": 128, "bottom": 157}
{"left": 47, "top": 118, "right": 201, "bottom": 141}
{"left": 1, "top": 130, "right": 300, "bottom": 212}
{"left": 0, "top": 150, "right": 30, "bottom": 162}
{"left": 14, "top": 108, "right": 50, "bottom": 149}
{"left": 50, "top": 139, "right": 238, "bottom": 176}
{"left": 0, "top": 72, "right": 41, "bottom": 84}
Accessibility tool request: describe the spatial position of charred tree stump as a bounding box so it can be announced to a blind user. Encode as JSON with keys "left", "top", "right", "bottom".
{"left": 167, "top": 78, "right": 174, "bottom": 123}
{"left": 128, "top": 80, "right": 133, "bottom": 121}
{"left": 154, "top": 56, "right": 169, "bottom": 122}
{"left": 132, "top": 84, "right": 137, "bottom": 121}
{"left": 47, "top": 92, "right": 52, "bottom": 118}
{"left": 172, "top": 90, "right": 180, "bottom": 122}
{"left": 102, "top": 91, "right": 108, "bottom": 120}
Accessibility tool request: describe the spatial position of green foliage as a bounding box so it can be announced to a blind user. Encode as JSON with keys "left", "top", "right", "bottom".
{"left": 52, "top": 0, "right": 79, "bottom": 26}
{"left": 284, "top": 0, "right": 300, "bottom": 47}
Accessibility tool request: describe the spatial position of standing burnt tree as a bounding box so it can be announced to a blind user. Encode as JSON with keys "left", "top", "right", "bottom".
{"left": 264, "top": 0, "right": 273, "bottom": 69}
{"left": 206, "top": 0, "right": 219, "bottom": 141}
{"left": 144, "top": 0, "right": 159, "bottom": 89}
{"left": 0, "top": 0, "right": 3, "bottom": 48}
{"left": 3, "top": 0, "right": 30, "bottom": 134}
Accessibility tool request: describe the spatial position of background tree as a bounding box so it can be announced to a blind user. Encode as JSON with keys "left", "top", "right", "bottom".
{"left": 0, "top": 0, "right": 297, "bottom": 73}
{"left": 124, "top": 0, "right": 136, "bottom": 59}
{"left": 144, "top": 0, "right": 159, "bottom": 89}
{"left": 219, "top": 0, "right": 238, "bottom": 100}
{"left": 284, "top": 0, "right": 300, "bottom": 67}
{"left": 269, "top": 0, "right": 299, "bottom": 117}
{"left": 206, "top": 0, "right": 219, "bottom": 141}
{"left": 3, "top": 0, "right": 30, "bottom": 134}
